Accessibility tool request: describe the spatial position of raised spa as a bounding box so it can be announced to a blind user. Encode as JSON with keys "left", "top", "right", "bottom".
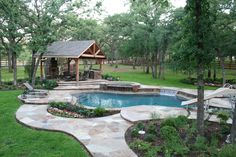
{"left": 75, "top": 92, "right": 185, "bottom": 108}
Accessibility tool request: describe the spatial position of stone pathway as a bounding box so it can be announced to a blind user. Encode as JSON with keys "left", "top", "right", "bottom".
{"left": 16, "top": 104, "right": 137, "bottom": 157}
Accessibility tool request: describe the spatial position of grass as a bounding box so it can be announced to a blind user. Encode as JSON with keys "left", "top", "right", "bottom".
{"left": 103, "top": 64, "right": 236, "bottom": 90}
{"left": 1, "top": 64, "right": 236, "bottom": 89}
{"left": 0, "top": 90, "right": 89, "bottom": 157}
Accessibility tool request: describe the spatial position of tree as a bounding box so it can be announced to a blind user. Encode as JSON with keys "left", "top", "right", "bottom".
{"left": 212, "top": 0, "right": 236, "bottom": 85}
{"left": 128, "top": 0, "right": 171, "bottom": 79}
{"left": 0, "top": 0, "right": 27, "bottom": 85}
{"left": 0, "top": 45, "right": 2, "bottom": 85}
{"left": 182, "top": 0, "right": 214, "bottom": 135}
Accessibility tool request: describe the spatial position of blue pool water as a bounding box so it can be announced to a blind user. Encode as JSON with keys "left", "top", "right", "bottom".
{"left": 75, "top": 92, "right": 184, "bottom": 108}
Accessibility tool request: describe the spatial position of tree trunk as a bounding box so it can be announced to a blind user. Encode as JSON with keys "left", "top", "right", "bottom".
{"left": 213, "top": 59, "right": 217, "bottom": 81}
{"left": 146, "top": 64, "right": 150, "bottom": 74}
{"left": 217, "top": 49, "right": 226, "bottom": 85}
{"left": 146, "top": 57, "right": 150, "bottom": 74}
{"left": 31, "top": 53, "right": 43, "bottom": 87}
{"left": 230, "top": 101, "right": 236, "bottom": 143}
{"left": 196, "top": 0, "right": 204, "bottom": 136}
{"left": 229, "top": 55, "right": 233, "bottom": 68}
{"left": 0, "top": 52, "right": 2, "bottom": 85}
{"left": 197, "top": 64, "right": 205, "bottom": 136}
{"left": 158, "top": 52, "right": 165, "bottom": 80}
{"left": 207, "top": 68, "right": 211, "bottom": 78}
{"left": 133, "top": 57, "right": 136, "bottom": 70}
{"left": 151, "top": 53, "right": 157, "bottom": 79}
{"left": 8, "top": 50, "right": 12, "bottom": 72}
{"left": 219, "top": 57, "right": 226, "bottom": 85}
{"left": 31, "top": 50, "right": 37, "bottom": 79}
{"left": 12, "top": 53, "right": 17, "bottom": 86}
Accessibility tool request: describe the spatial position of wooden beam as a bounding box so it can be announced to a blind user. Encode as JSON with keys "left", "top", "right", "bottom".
{"left": 95, "top": 50, "right": 101, "bottom": 55}
{"left": 81, "top": 54, "right": 95, "bottom": 58}
{"left": 75, "top": 58, "right": 79, "bottom": 83}
{"left": 95, "top": 55, "right": 106, "bottom": 58}
{"left": 67, "top": 58, "right": 71, "bottom": 74}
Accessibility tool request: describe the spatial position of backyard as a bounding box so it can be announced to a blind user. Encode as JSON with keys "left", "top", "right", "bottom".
{"left": 1, "top": 0, "right": 236, "bottom": 156}
{"left": 1, "top": 64, "right": 236, "bottom": 156}
{"left": 2, "top": 64, "right": 236, "bottom": 89}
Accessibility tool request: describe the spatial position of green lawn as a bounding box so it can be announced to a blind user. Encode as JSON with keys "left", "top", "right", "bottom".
{"left": 2, "top": 67, "right": 28, "bottom": 82}
{"left": 1, "top": 64, "right": 235, "bottom": 89}
{"left": 103, "top": 64, "right": 236, "bottom": 89}
{"left": 0, "top": 90, "right": 89, "bottom": 157}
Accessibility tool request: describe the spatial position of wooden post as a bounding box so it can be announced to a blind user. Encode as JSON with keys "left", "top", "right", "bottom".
{"left": 75, "top": 58, "right": 79, "bottom": 84}
{"left": 67, "top": 58, "right": 71, "bottom": 75}
{"left": 99, "top": 59, "right": 103, "bottom": 73}
{"left": 40, "top": 59, "right": 43, "bottom": 80}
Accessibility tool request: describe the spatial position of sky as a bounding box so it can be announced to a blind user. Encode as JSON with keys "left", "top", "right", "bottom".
{"left": 101, "top": 0, "right": 186, "bottom": 16}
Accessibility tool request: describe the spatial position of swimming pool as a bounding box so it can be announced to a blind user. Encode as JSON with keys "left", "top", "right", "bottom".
{"left": 75, "top": 92, "right": 185, "bottom": 108}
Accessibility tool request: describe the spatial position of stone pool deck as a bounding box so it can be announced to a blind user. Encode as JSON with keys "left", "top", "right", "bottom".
{"left": 16, "top": 104, "right": 137, "bottom": 157}
{"left": 16, "top": 82, "right": 235, "bottom": 157}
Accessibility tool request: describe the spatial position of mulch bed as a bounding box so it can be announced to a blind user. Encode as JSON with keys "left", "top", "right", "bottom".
{"left": 125, "top": 119, "right": 230, "bottom": 157}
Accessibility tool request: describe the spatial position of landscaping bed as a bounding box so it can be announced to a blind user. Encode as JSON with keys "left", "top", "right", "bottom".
{"left": 125, "top": 116, "right": 235, "bottom": 157}
{"left": 181, "top": 78, "right": 236, "bottom": 87}
{"left": 48, "top": 102, "right": 119, "bottom": 118}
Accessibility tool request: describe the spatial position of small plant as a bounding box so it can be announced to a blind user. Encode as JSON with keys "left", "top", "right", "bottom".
{"left": 150, "top": 112, "right": 160, "bottom": 119}
{"left": 220, "top": 123, "right": 230, "bottom": 134}
{"left": 49, "top": 102, "right": 67, "bottom": 110}
{"left": 160, "top": 126, "right": 179, "bottom": 141}
{"left": 144, "top": 146, "right": 161, "bottom": 157}
{"left": 129, "top": 139, "right": 151, "bottom": 152}
{"left": 217, "top": 110, "right": 230, "bottom": 124}
{"left": 147, "top": 123, "right": 157, "bottom": 134}
{"left": 131, "top": 128, "right": 139, "bottom": 138}
{"left": 144, "top": 133, "right": 157, "bottom": 142}
{"left": 161, "top": 118, "right": 176, "bottom": 128}
{"left": 43, "top": 79, "right": 58, "bottom": 90}
{"left": 93, "top": 107, "right": 106, "bottom": 117}
{"left": 193, "top": 136, "right": 207, "bottom": 151}
{"left": 218, "top": 144, "right": 236, "bottom": 157}
{"left": 174, "top": 115, "right": 188, "bottom": 128}
{"left": 136, "top": 122, "right": 145, "bottom": 130}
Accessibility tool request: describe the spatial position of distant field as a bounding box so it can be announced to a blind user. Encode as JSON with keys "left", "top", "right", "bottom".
{"left": 1, "top": 64, "right": 235, "bottom": 89}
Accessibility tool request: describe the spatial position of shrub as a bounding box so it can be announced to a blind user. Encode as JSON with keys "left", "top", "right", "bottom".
{"left": 161, "top": 116, "right": 188, "bottom": 129}
{"left": 161, "top": 118, "right": 176, "bottom": 128}
{"left": 144, "top": 134, "right": 157, "bottom": 142}
{"left": 50, "top": 102, "right": 67, "bottom": 110}
{"left": 93, "top": 107, "right": 106, "bottom": 117}
{"left": 144, "top": 146, "right": 161, "bottom": 157}
{"left": 174, "top": 115, "right": 188, "bottom": 128}
{"left": 147, "top": 123, "right": 157, "bottom": 134}
{"left": 160, "top": 126, "right": 179, "bottom": 141}
{"left": 129, "top": 139, "right": 151, "bottom": 152}
{"left": 218, "top": 144, "right": 236, "bottom": 157}
{"left": 131, "top": 128, "right": 139, "bottom": 138}
{"left": 150, "top": 112, "right": 160, "bottom": 119}
{"left": 136, "top": 122, "right": 145, "bottom": 130}
{"left": 193, "top": 136, "right": 207, "bottom": 151}
{"left": 217, "top": 110, "right": 230, "bottom": 124}
{"left": 43, "top": 80, "right": 58, "bottom": 90}
{"left": 220, "top": 124, "right": 230, "bottom": 134}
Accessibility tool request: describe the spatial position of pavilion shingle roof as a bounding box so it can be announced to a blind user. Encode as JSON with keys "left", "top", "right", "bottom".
{"left": 42, "top": 40, "right": 95, "bottom": 58}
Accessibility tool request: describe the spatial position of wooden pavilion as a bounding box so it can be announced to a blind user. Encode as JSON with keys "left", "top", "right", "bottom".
{"left": 39, "top": 40, "right": 106, "bottom": 82}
